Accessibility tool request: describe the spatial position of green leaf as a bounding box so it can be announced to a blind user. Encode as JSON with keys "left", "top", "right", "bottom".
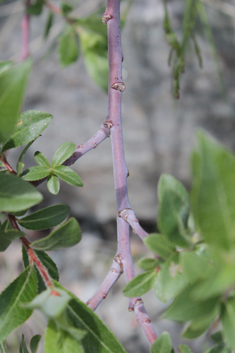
{"left": 178, "top": 345, "right": 194, "bottom": 353}
{"left": 180, "top": 251, "right": 212, "bottom": 283}
{"left": 0, "top": 229, "right": 25, "bottom": 252}
{"left": 0, "top": 174, "right": 43, "bottom": 212}
{"left": 51, "top": 142, "right": 75, "bottom": 167}
{"left": 61, "top": 2, "right": 73, "bottom": 15}
{"left": 17, "top": 139, "right": 36, "bottom": 171}
{"left": 30, "top": 335, "right": 41, "bottom": 353}
{"left": 138, "top": 258, "right": 160, "bottom": 271}
{"left": 0, "top": 267, "right": 37, "bottom": 342}
{"left": 164, "top": 286, "right": 220, "bottom": 322}
{"left": 17, "top": 162, "right": 24, "bottom": 176}
{"left": 0, "top": 60, "right": 31, "bottom": 144}
{"left": 21, "top": 166, "right": 51, "bottom": 181}
{"left": 31, "top": 217, "right": 81, "bottom": 251}
{"left": 34, "top": 151, "right": 51, "bottom": 167}
{"left": 191, "top": 132, "right": 235, "bottom": 253}
{"left": 20, "top": 335, "right": 30, "bottom": 353}
{"left": 27, "top": 0, "right": 44, "bottom": 16}
{"left": 22, "top": 246, "right": 59, "bottom": 292}
{"left": 58, "top": 28, "right": 79, "bottom": 67}
{"left": 157, "top": 174, "right": 190, "bottom": 247}
{"left": 182, "top": 315, "right": 213, "bottom": 339}
{"left": 44, "top": 12, "right": 54, "bottom": 39}
{"left": 18, "top": 204, "right": 70, "bottom": 230}
{"left": 205, "top": 344, "right": 231, "bottom": 353}
{"left": 123, "top": 270, "right": 157, "bottom": 297}
{"left": 47, "top": 175, "right": 60, "bottom": 195}
{"left": 23, "top": 288, "right": 71, "bottom": 318}
{"left": 44, "top": 320, "right": 85, "bottom": 353}
{"left": 210, "top": 331, "right": 223, "bottom": 344}
{"left": 2, "top": 110, "right": 53, "bottom": 152}
{"left": 151, "top": 332, "right": 172, "bottom": 353}
{"left": 53, "top": 165, "right": 83, "bottom": 187}
{"left": 154, "top": 253, "right": 189, "bottom": 302}
{"left": 0, "top": 341, "right": 9, "bottom": 353}
{"left": 0, "top": 61, "right": 13, "bottom": 75}
{"left": 54, "top": 281, "right": 128, "bottom": 353}
{"left": 79, "top": 29, "right": 108, "bottom": 92}
{"left": 144, "top": 233, "right": 176, "bottom": 259}
{"left": 221, "top": 298, "right": 235, "bottom": 350}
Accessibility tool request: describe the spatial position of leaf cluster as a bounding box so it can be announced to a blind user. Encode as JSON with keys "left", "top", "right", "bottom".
{"left": 124, "top": 132, "right": 235, "bottom": 352}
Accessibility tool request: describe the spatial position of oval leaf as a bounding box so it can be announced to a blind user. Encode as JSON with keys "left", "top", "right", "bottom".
{"left": 18, "top": 204, "right": 70, "bottom": 230}
{"left": 0, "top": 229, "right": 25, "bottom": 252}
{"left": 47, "top": 174, "right": 60, "bottom": 195}
{"left": 144, "top": 233, "right": 176, "bottom": 259}
{"left": 53, "top": 165, "right": 83, "bottom": 187}
{"left": 51, "top": 142, "right": 75, "bottom": 167}
{"left": 0, "top": 174, "right": 43, "bottom": 212}
{"left": 151, "top": 332, "right": 172, "bottom": 353}
{"left": 31, "top": 217, "right": 81, "bottom": 251}
{"left": 2, "top": 110, "right": 53, "bottom": 152}
{"left": 0, "top": 60, "right": 31, "bottom": 144}
{"left": 0, "top": 267, "right": 37, "bottom": 342}
{"left": 34, "top": 151, "right": 50, "bottom": 167}
{"left": 30, "top": 335, "right": 41, "bottom": 353}
{"left": 58, "top": 28, "right": 79, "bottom": 67}
{"left": 21, "top": 166, "right": 51, "bottom": 181}
{"left": 123, "top": 270, "right": 157, "bottom": 297}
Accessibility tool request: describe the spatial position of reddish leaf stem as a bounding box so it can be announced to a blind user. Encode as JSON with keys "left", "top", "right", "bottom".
{"left": 20, "top": 0, "right": 30, "bottom": 61}
{"left": 8, "top": 215, "right": 53, "bottom": 288}
{"left": 0, "top": 155, "right": 17, "bottom": 175}
{"left": 86, "top": 254, "right": 123, "bottom": 311}
{"left": 44, "top": 0, "right": 61, "bottom": 15}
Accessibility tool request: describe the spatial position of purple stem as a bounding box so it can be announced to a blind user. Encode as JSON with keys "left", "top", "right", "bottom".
{"left": 86, "top": 254, "right": 123, "bottom": 311}
{"left": 104, "top": 0, "right": 157, "bottom": 344}
{"left": 20, "top": 0, "right": 30, "bottom": 61}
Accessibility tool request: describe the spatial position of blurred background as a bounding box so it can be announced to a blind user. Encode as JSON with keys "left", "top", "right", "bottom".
{"left": 1, "top": 0, "right": 235, "bottom": 352}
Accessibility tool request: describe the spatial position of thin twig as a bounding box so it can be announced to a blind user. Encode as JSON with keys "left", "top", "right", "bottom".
{"left": 118, "top": 208, "right": 149, "bottom": 240}
{"left": 86, "top": 254, "right": 123, "bottom": 311}
{"left": 20, "top": 0, "right": 30, "bottom": 61}
{"left": 8, "top": 215, "right": 53, "bottom": 288}
{"left": 134, "top": 298, "right": 158, "bottom": 345}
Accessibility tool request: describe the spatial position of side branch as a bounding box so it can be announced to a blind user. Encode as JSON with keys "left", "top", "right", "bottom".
{"left": 86, "top": 254, "right": 123, "bottom": 311}
{"left": 134, "top": 299, "right": 157, "bottom": 345}
{"left": 118, "top": 208, "right": 149, "bottom": 240}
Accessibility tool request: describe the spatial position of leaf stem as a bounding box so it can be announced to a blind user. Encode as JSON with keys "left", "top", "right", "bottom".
{"left": 0, "top": 155, "right": 17, "bottom": 175}
{"left": 8, "top": 215, "right": 53, "bottom": 288}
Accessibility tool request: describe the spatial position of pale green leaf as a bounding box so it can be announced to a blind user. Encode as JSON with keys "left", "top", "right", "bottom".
{"left": 0, "top": 267, "right": 37, "bottom": 342}
{"left": 0, "top": 60, "right": 31, "bottom": 144}
{"left": 53, "top": 165, "right": 83, "bottom": 187}
{"left": 151, "top": 332, "right": 172, "bottom": 353}
{"left": 0, "top": 61, "right": 13, "bottom": 75}
{"left": 31, "top": 217, "right": 81, "bottom": 251}
{"left": 18, "top": 204, "right": 70, "bottom": 230}
{"left": 21, "top": 166, "right": 51, "bottom": 181}
{"left": 123, "top": 271, "right": 157, "bottom": 297}
{"left": 2, "top": 110, "right": 53, "bottom": 152}
{"left": 138, "top": 258, "right": 160, "bottom": 271}
{"left": 24, "top": 288, "right": 71, "bottom": 318}
{"left": 34, "top": 151, "right": 51, "bottom": 167}
{"left": 221, "top": 298, "right": 235, "bottom": 350}
{"left": 47, "top": 175, "right": 60, "bottom": 195}
{"left": 144, "top": 233, "right": 176, "bottom": 259}
{"left": 178, "top": 345, "right": 194, "bottom": 353}
{"left": 0, "top": 174, "right": 43, "bottom": 212}
{"left": 51, "top": 142, "right": 75, "bottom": 167}
{"left": 157, "top": 174, "right": 190, "bottom": 247}
{"left": 191, "top": 132, "right": 235, "bottom": 252}
{"left": 58, "top": 28, "right": 79, "bottom": 67}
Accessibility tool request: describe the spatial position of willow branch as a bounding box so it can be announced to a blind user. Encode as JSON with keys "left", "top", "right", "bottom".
{"left": 8, "top": 215, "right": 53, "bottom": 288}
{"left": 118, "top": 208, "right": 149, "bottom": 240}
{"left": 86, "top": 254, "right": 123, "bottom": 311}
{"left": 105, "top": 0, "right": 157, "bottom": 344}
